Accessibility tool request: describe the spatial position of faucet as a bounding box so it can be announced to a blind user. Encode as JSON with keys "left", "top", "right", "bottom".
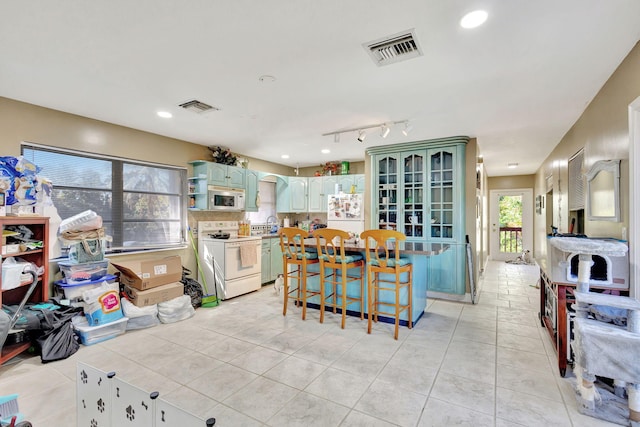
{"left": 266, "top": 215, "right": 278, "bottom": 233}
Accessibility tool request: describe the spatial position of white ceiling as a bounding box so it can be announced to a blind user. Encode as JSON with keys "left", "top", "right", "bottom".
{"left": 1, "top": 1, "right": 639, "bottom": 177}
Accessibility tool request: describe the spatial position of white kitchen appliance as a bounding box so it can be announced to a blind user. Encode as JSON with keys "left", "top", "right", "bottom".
{"left": 207, "top": 186, "right": 245, "bottom": 211}
{"left": 327, "top": 193, "right": 365, "bottom": 235}
{"left": 197, "top": 221, "right": 262, "bottom": 300}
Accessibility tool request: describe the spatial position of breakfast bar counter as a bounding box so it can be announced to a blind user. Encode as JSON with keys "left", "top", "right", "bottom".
{"left": 300, "top": 238, "right": 449, "bottom": 325}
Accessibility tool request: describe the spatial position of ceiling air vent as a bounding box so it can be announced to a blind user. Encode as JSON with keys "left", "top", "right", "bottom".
{"left": 178, "top": 99, "right": 220, "bottom": 114}
{"left": 364, "top": 29, "right": 423, "bottom": 67}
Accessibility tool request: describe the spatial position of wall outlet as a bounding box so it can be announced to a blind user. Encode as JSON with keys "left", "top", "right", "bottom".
{"left": 622, "top": 227, "right": 627, "bottom": 241}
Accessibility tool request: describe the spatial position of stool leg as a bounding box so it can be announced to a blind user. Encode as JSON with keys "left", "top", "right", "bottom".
{"left": 394, "top": 269, "right": 400, "bottom": 340}
{"left": 301, "top": 262, "right": 308, "bottom": 320}
{"left": 282, "top": 263, "right": 289, "bottom": 316}
{"left": 367, "top": 270, "right": 374, "bottom": 334}
{"left": 296, "top": 265, "right": 301, "bottom": 307}
{"left": 340, "top": 264, "right": 347, "bottom": 329}
{"left": 332, "top": 270, "right": 337, "bottom": 314}
{"left": 319, "top": 265, "right": 325, "bottom": 324}
{"left": 359, "top": 263, "right": 364, "bottom": 320}
{"left": 408, "top": 267, "right": 413, "bottom": 330}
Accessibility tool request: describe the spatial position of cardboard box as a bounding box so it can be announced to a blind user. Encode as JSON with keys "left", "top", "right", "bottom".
{"left": 123, "top": 281, "right": 183, "bottom": 307}
{"left": 111, "top": 255, "right": 181, "bottom": 290}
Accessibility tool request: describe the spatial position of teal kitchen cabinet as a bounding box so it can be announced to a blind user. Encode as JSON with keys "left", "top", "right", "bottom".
{"left": 354, "top": 174, "right": 366, "bottom": 194}
{"left": 188, "top": 161, "right": 210, "bottom": 210}
{"left": 244, "top": 169, "right": 260, "bottom": 212}
{"left": 207, "top": 162, "right": 246, "bottom": 188}
{"left": 308, "top": 175, "right": 341, "bottom": 212}
{"left": 401, "top": 150, "right": 427, "bottom": 239}
{"left": 276, "top": 176, "right": 290, "bottom": 213}
{"left": 187, "top": 176, "right": 208, "bottom": 211}
{"left": 368, "top": 137, "right": 468, "bottom": 296}
{"left": 372, "top": 153, "right": 400, "bottom": 231}
{"left": 288, "top": 177, "right": 308, "bottom": 212}
{"left": 308, "top": 176, "right": 325, "bottom": 212}
{"left": 261, "top": 239, "right": 271, "bottom": 284}
{"left": 270, "top": 237, "right": 283, "bottom": 281}
{"left": 261, "top": 237, "right": 284, "bottom": 284}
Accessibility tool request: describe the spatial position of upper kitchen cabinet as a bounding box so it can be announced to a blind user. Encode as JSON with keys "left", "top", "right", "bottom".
{"left": 244, "top": 169, "right": 260, "bottom": 212}
{"left": 189, "top": 160, "right": 246, "bottom": 209}
{"left": 308, "top": 176, "right": 326, "bottom": 212}
{"left": 308, "top": 174, "right": 365, "bottom": 213}
{"left": 207, "top": 162, "right": 246, "bottom": 188}
{"left": 276, "top": 176, "right": 307, "bottom": 213}
{"left": 288, "top": 177, "right": 308, "bottom": 212}
{"left": 188, "top": 161, "right": 209, "bottom": 210}
{"left": 368, "top": 136, "right": 468, "bottom": 295}
{"left": 354, "top": 174, "right": 366, "bottom": 194}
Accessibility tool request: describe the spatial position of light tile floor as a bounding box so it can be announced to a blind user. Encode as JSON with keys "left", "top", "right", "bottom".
{"left": 0, "top": 260, "right": 621, "bottom": 426}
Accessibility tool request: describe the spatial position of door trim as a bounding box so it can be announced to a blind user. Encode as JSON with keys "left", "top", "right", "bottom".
{"left": 489, "top": 188, "right": 534, "bottom": 261}
{"left": 629, "top": 96, "right": 640, "bottom": 300}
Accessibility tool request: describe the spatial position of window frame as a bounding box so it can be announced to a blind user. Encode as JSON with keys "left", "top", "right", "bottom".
{"left": 21, "top": 142, "right": 188, "bottom": 255}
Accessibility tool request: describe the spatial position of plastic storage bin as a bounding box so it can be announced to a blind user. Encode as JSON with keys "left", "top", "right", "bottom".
{"left": 72, "top": 316, "right": 128, "bottom": 346}
{"left": 54, "top": 274, "right": 117, "bottom": 300}
{"left": 58, "top": 259, "right": 109, "bottom": 284}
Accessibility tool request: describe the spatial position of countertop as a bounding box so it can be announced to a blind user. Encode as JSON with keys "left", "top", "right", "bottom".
{"left": 259, "top": 233, "right": 449, "bottom": 256}
{"left": 302, "top": 238, "right": 449, "bottom": 256}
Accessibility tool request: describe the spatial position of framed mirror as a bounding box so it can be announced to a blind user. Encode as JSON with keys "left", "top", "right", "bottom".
{"left": 586, "top": 159, "right": 621, "bottom": 221}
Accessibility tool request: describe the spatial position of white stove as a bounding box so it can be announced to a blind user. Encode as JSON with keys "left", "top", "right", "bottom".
{"left": 197, "top": 221, "right": 262, "bottom": 300}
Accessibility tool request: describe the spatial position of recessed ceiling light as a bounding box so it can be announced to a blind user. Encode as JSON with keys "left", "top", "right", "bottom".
{"left": 281, "top": 154, "right": 290, "bottom": 159}
{"left": 157, "top": 111, "right": 172, "bottom": 118}
{"left": 508, "top": 163, "right": 518, "bottom": 169}
{"left": 321, "top": 149, "right": 330, "bottom": 154}
{"left": 460, "top": 10, "right": 488, "bottom": 29}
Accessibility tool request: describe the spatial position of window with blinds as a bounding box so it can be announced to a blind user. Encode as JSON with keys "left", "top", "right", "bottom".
{"left": 568, "top": 149, "right": 585, "bottom": 211}
{"left": 21, "top": 143, "right": 187, "bottom": 253}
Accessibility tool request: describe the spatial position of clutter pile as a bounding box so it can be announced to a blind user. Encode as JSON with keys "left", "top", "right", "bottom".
{"left": 0, "top": 156, "right": 52, "bottom": 216}
{"left": 55, "top": 211, "right": 196, "bottom": 350}
{"left": 112, "top": 255, "right": 195, "bottom": 328}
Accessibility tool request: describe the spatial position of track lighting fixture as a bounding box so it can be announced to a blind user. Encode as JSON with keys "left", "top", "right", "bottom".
{"left": 380, "top": 124, "right": 390, "bottom": 138}
{"left": 322, "top": 119, "right": 410, "bottom": 143}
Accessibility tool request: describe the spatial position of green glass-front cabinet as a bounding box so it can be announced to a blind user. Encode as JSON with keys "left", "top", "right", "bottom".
{"left": 369, "top": 137, "right": 468, "bottom": 296}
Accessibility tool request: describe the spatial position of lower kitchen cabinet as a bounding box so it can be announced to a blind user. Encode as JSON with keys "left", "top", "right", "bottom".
{"left": 261, "top": 239, "right": 271, "bottom": 283}
{"left": 261, "top": 237, "right": 283, "bottom": 284}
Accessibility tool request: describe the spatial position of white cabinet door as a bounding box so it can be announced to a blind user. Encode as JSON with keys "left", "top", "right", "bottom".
{"left": 227, "top": 165, "right": 246, "bottom": 188}
{"left": 289, "top": 177, "right": 308, "bottom": 212}
{"left": 308, "top": 177, "right": 324, "bottom": 212}
{"left": 245, "top": 169, "right": 259, "bottom": 212}
{"left": 270, "top": 237, "right": 283, "bottom": 281}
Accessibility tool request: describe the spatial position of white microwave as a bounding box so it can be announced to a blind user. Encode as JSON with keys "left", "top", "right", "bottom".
{"left": 208, "top": 185, "right": 245, "bottom": 211}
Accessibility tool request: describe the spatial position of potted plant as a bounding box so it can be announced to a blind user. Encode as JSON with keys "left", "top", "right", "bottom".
{"left": 208, "top": 146, "right": 238, "bottom": 166}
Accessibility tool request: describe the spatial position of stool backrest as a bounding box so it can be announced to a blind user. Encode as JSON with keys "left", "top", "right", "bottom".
{"left": 360, "top": 229, "right": 406, "bottom": 268}
{"left": 280, "top": 227, "right": 311, "bottom": 260}
{"left": 313, "top": 228, "right": 349, "bottom": 263}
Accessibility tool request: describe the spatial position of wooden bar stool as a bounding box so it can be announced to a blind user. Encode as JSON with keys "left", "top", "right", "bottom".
{"left": 360, "top": 229, "right": 412, "bottom": 340}
{"left": 313, "top": 228, "right": 365, "bottom": 329}
{"left": 279, "top": 227, "right": 320, "bottom": 320}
